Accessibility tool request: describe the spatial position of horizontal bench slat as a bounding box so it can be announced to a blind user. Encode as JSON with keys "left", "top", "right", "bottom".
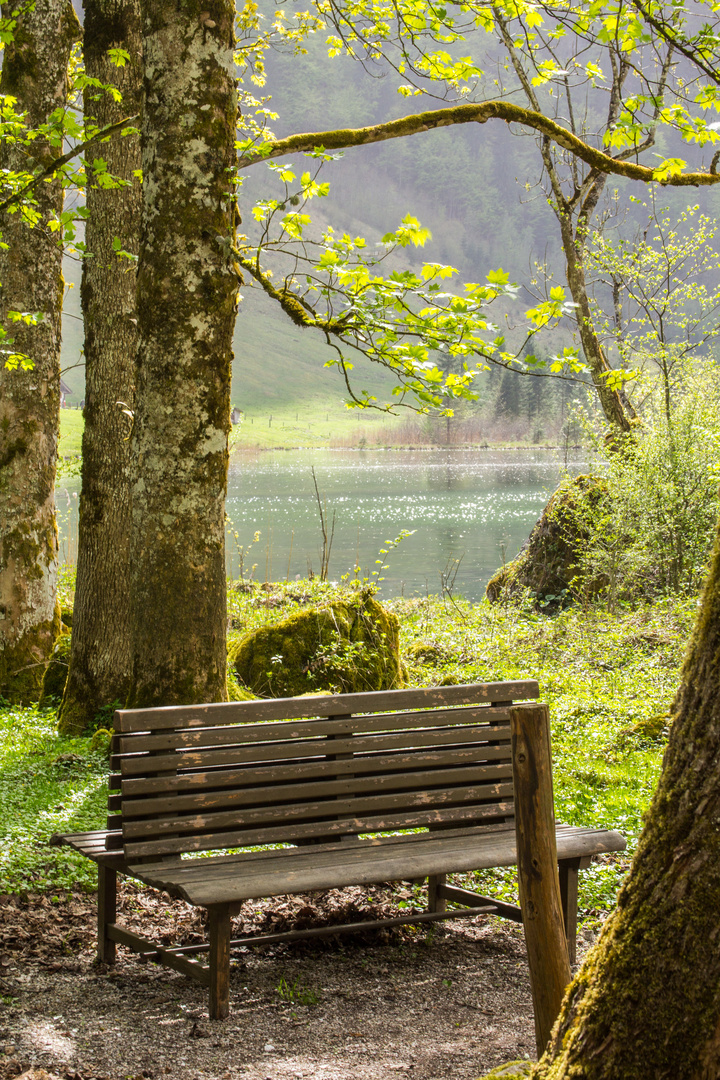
{"left": 116, "top": 704, "right": 511, "bottom": 755}
{"left": 118, "top": 723, "right": 512, "bottom": 777}
{"left": 121, "top": 780, "right": 516, "bottom": 840}
{"left": 123, "top": 801, "right": 516, "bottom": 858}
{"left": 120, "top": 743, "right": 513, "bottom": 797}
{"left": 114, "top": 681, "right": 539, "bottom": 733}
{"left": 120, "top": 761, "right": 514, "bottom": 818}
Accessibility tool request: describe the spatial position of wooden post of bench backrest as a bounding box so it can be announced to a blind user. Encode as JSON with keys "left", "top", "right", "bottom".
{"left": 510, "top": 703, "right": 571, "bottom": 1058}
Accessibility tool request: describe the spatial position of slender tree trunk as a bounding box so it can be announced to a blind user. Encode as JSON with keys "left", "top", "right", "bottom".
{"left": 558, "top": 210, "right": 636, "bottom": 435}
{"left": 529, "top": 519, "right": 720, "bottom": 1077}
{"left": 126, "top": 0, "right": 238, "bottom": 707}
{"left": 58, "top": 0, "right": 142, "bottom": 734}
{"left": 0, "top": 0, "right": 81, "bottom": 703}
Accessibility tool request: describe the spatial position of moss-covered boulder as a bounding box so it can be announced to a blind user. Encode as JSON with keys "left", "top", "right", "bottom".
{"left": 231, "top": 590, "right": 407, "bottom": 697}
{"left": 405, "top": 640, "right": 453, "bottom": 666}
{"left": 227, "top": 668, "right": 258, "bottom": 701}
{"left": 39, "top": 630, "right": 71, "bottom": 706}
{"left": 476, "top": 1062, "right": 534, "bottom": 1079}
{"left": 486, "top": 475, "right": 606, "bottom": 609}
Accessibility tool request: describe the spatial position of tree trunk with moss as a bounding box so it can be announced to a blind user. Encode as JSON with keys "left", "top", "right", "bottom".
{"left": 125, "top": 0, "right": 238, "bottom": 708}
{"left": 521, "top": 520, "right": 720, "bottom": 1078}
{"left": 0, "top": 0, "right": 80, "bottom": 703}
{"left": 58, "top": 0, "right": 142, "bottom": 735}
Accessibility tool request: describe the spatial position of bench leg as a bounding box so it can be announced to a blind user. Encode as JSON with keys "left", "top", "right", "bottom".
{"left": 97, "top": 865, "right": 117, "bottom": 965}
{"left": 558, "top": 859, "right": 580, "bottom": 964}
{"left": 428, "top": 873, "right": 446, "bottom": 914}
{"left": 208, "top": 904, "right": 231, "bottom": 1020}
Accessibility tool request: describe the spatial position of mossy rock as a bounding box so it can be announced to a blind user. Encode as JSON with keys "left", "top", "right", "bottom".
{"left": 39, "top": 630, "right": 71, "bottom": 705}
{"left": 476, "top": 1063, "right": 534, "bottom": 1079}
{"left": 405, "top": 640, "right": 453, "bottom": 666}
{"left": 230, "top": 590, "right": 407, "bottom": 698}
{"left": 227, "top": 669, "right": 258, "bottom": 702}
{"left": 631, "top": 713, "right": 671, "bottom": 740}
{"left": 89, "top": 727, "right": 113, "bottom": 756}
{"left": 60, "top": 605, "right": 73, "bottom": 629}
{"left": 486, "top": 475, "right": 607, "bottom": 610}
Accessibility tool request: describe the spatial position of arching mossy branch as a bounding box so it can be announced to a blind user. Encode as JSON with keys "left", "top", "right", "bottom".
{"left": 237, "top": 101, "right": 720, "bottom": 187}
{"left": 234, "top": 248, "right": 356, "bottom": 334}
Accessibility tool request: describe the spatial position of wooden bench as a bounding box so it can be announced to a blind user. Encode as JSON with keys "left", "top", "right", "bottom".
{"left": 54, "top": 680, "right": 626, "bottom": 1020}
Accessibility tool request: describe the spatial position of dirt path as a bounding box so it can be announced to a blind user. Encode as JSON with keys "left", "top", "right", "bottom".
{"left": 0, "top": 884, "right": 551, "bottom": 1080}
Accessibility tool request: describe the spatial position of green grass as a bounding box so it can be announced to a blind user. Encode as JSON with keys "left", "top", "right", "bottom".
{"left": 58, "top": 409, "right": 83, "bottom": 460}
{"left": 0, "top": 704, "right": 110, "bottom": 893}
{"left": 0, "top": 582, "right": 692, "bottom": 916}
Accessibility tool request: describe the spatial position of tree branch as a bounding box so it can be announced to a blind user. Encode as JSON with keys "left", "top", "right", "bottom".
{"left": 0, "top": 113, "right": 140, "bottom": 216}
{"left": 238, "top": 100, "right": 720, "bottom": 187}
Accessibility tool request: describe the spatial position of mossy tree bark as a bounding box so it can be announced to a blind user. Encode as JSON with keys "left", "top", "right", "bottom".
{"left": 528, "top": 519, "right": 720, "bottom": 1078}
{"left": 58, "top": 0, "right": 142, "bottom": 735}
{"left": 0, "top": 0, "right": 80, "bottom": 703}
{"left": 125, "top": 0, "right": 238, "bottom": 707}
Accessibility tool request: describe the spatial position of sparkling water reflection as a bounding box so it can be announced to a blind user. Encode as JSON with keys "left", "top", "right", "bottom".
{"left": 226, "top": 448, "right": 585, "bottom": 602}
{"left": 56, "top": 448, "right": 585, "bottom": 603}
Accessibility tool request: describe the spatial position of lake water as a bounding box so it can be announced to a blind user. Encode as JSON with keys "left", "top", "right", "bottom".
{"left": 56, "top": 448, "right": 584, "bottom": 602}
{"left": 225, "top": 448, "right": 583, "bottom": 602}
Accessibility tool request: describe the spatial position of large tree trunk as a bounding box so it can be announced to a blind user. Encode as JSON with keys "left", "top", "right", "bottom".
{"left": 528, "top": 520, "right": 720, "bottom": 1077}
{"left": 58, "top": 0, "right": 142, "bottom": 735}
{"left": 0, "top": 0, "right": 80, "bottom": 703}
{"left": 125, "top": 0, "right": 238, "bottom": 707}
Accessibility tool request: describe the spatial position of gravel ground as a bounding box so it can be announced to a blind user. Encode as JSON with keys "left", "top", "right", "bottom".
{"left": 0, "top": 882, "right": 565, "bottom": 1080}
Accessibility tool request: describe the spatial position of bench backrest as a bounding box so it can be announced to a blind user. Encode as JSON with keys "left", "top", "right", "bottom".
{"left": 109, "top": 680, "right": 539, "bottom": 862}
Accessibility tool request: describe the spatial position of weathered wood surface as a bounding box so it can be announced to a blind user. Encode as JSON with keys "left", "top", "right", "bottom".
{"left": 119, "top": 760, "right": 515, "bottom": 817}
{"left": 120, "top": 824, "right": 626, "bottom": 906}
{"left": 115, "top": 694, "right": 518, "bottom": 859}
{"left": 121, "top": 781, "right": 516, "bottom": 839}
{"left": 115, "top": 722, "right": 512, "bottom": 776}
{"left": 122, "top": 801, "right": 518, "bottom": 859}
{"left": 511, "top": 703, "right": 573, "bottom": 1058}
{"left": 118, "top": 744, "right": 513, "bottom": 797}
{"left": 208, "top": 906, "right": 231, "bottom": 1019}
{"left": 114, "top": 680, "right": 540, "bottom": 732}
{"left": 116, "top": 704, "right": 513, "bottom": 754}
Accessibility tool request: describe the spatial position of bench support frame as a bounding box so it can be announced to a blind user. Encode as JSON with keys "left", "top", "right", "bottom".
{"left": 92, "top": 865, "right": 561, "bottom": 1020}
{"left": 98, "top": 865, "right": 117, "bottom": 965}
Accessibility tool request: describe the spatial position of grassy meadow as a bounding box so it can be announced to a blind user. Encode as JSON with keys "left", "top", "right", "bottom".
{"left": 0, "top": 573, "right": 691, "bottom": 924}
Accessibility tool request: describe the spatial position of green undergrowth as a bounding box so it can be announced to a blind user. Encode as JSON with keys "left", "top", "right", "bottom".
{"left": 0, "top": 580, "right": 693, "bottom": 917}
{"left": 0, "top": 704, "right": 110, "bottom": 893}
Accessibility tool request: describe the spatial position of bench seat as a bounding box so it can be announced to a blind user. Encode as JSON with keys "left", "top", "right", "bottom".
{"left": 60, "top": 823, "right": 625, "bottom": 908}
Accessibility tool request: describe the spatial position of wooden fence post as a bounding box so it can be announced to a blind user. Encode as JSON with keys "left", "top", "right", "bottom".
{"left": 510, "top": 703, "right": 572, "bottom": 1058}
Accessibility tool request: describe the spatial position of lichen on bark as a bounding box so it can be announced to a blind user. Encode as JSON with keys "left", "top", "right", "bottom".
{"left": 58, "top": 0, "right": 142, "bottom": 735}
{"left": 126, "top": 0, "right": 239, "bottom": 707}
{"left": 0, "top": 0, "right": 80, "bottom": 703}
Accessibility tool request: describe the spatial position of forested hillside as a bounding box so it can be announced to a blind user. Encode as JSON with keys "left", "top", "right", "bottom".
{"left": 58, "top": 20, "right": 720, "bottom": 438}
